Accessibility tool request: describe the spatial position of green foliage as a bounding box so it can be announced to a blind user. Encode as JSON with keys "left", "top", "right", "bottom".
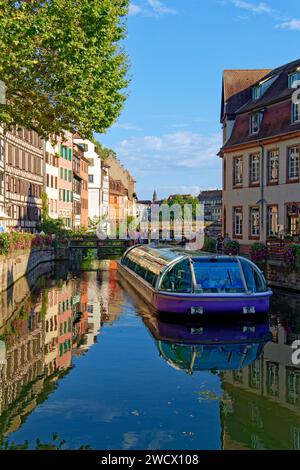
{"left": 163, "top": 194, "right": 200, "bottom": 220}
{"left": 0, "top": 0, "right": 129, "bottom": 138}
{"left": 40, "top": 289, "right": 49, "bottom": 317}
{"left": 250, "top": 242, "right": 268, "bottom": 262}
{"left": 224, "top": 240, "right": 240, "bottom": 255}
{"left": 203, "top": 236, "right": 216, "bottom": 253}
{"left": 0, "top": 434, "right": 93, "bottom": 450}
{"left": 0, "top": 232, "right": 54, "bottom": 255}
{"left": 37, "top": 217, "right": 65, "bottom": 236}
{"left": 41, "top": 191, "right": 49, "bottom": 221}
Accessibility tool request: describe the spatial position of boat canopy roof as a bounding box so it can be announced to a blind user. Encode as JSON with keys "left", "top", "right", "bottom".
{"left": 121, "top": 245, "right": 268, "bottom": 294}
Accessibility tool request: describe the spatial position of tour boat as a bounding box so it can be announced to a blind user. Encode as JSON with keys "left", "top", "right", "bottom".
{"left": 118, "top": 245, "right": 272, "bottom": 315}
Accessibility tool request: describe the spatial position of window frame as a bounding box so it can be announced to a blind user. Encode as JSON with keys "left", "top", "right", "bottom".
{"left": 233, "top": 156, "right": 243, "bottom": 188}
{"left": 266, "top": 205, "right": 279, "bottom": 239}
{"left": 249, "top": 153, "right": 260, "bottom": 186}
{"left": 267, "top": 148, "right": 279, "bottom": 185}
{"left": 287, "top": 145, "right": 300, "bottom": 183}
{"left": 249, "top": 206, "right": 260, "bottom": 239}
{"left": 249, "top": 111, "right": 263, "bottom": 135}
{"left": 233, "top": 206, "right": 243, "bottom": 239}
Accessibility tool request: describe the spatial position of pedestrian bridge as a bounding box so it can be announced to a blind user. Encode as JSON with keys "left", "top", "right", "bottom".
{"left": 68, "top": 236, "right": 134, "bottom": 255}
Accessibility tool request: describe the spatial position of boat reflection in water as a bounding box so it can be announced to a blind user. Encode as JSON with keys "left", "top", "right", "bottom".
{"left": 143, "top": 314, "right": 271, "bottom": 374}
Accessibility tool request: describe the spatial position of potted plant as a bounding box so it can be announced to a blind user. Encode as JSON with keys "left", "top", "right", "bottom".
{"left": 224, "top": 240, "right": 240, "bottom": 256}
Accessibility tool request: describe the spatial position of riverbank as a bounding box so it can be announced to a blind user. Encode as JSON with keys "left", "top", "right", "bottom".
{"left": 0, "top": 246, "right": 69, "bottom": 293}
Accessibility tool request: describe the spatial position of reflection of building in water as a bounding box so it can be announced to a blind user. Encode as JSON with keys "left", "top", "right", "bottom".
{"left": 0, "top": 294, "right": 44, "bottom": 436}
{"left": 105, "top": 261, "right": 124, "bottom": 324}
{"left": 221, "top": 317, "right": 300, "bottom": 450}
{"left": 57, "top": 281, "right": 74, "bottom": 370}
{"left": 72, "top": 277, "right": 89, "bottom": 356}
{"left": 44, "top": 285, "right": 58, "bottom": 377}
{"left": 0, "top": 269, "right": 123, "bottom": 442}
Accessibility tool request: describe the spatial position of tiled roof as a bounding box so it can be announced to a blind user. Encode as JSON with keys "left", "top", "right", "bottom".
{"left": 221, "top": 58, "right": 300, "bottom": 150}
{"left": 237, "top": 58, "right": 300, "bottom": 114}
{"left": 198, "top": 190, "right": 222, "bottom": 199}
{"left": 223, "top": 69, "right": 271, "bottom": 101}
{"left": 222, "top": 69, "right": 271, "bottom": 119}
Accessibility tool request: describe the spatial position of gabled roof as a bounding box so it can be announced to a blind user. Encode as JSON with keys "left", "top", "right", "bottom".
{"left": 236, "top": 58, "right": 300, "bottom": 114}
{"left": 221, "top": 69, "right": 271, "bottom": 121}
{"left": 221, "top": 58, "right": 300, "bottom": 150}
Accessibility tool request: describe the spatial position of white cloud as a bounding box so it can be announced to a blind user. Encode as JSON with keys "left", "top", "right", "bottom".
{"left": 147, "top": 0, "right": 178, "bottom": 15}
{"left": 116, "top": 131, "right": 222, "bottom": 170}
{"left": 128, "top": 0, "right": 178, "bottom": 17}
{"left": 128, "top": 3, "right": 142, "bottom": 16}
{"left": 233, "top": 0, "right": 272, "bottom": 14}
{"left": 112, "top": 122, "right": 143, "bottom": 131}
{"left": 276, "top": 19, "right": 300, "bottom": 31}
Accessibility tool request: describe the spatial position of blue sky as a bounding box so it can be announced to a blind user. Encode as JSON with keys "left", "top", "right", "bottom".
{"left": 97, "top": 0, "right": 300, "bottom": 200}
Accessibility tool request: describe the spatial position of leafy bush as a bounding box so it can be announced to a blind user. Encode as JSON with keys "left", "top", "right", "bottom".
{"left": 203, "top": 236, "right": 216, "bottom": 253}
{"left": 283, "top": 244, "right": 300, "bottom": 270}
{"left": 224, "top": 240, "right": 240, "bottom": 255}
{"left": 0, "top": 232, "right": 55, "bottom": 255}
{"left": 250, "top": 242, "right": 268, "bottom": 262}
{"left": 37, "top": 217, "right": 66, "bottom": 236}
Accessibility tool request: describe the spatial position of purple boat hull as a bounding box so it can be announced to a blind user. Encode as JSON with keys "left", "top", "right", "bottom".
{"left": 154, "top": 292, "right": 271, "bottom": 315}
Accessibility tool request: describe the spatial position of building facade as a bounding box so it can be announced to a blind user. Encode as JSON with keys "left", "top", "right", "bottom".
{"left": 45, "top": 140, "right": 59, "bottom": 219}
{"left": 5, "top": 128, "right": 44, "bottom": 231}
{"left": 80, "top": 152, "right": 89, "bottom": 229}
{"left": 74, "top": 137, "right": 102, "bottom": 223}
{"left": 220, "top": 59, "right": 300, "bottom": 250}
{"left": 72, "top": 143, "right": 83, "bottom": 230}
{"left": 198, "top": 190, "right": 222, "bottom": 223}
{"left": 106, "top": 153, "right": 136, "bottom": 220}
{"left": 58, "top": 132, "right": 73, "bottom": 230}
{"left": 109, "top": 177, "right": 128, "bottom": 233}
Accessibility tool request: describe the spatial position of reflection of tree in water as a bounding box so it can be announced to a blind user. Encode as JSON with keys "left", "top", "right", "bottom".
{"left": 269, "top": 289, "right": 300, "bottom": 336}
{"left": 1, "top": 433, "right": 92, "bottom": 450}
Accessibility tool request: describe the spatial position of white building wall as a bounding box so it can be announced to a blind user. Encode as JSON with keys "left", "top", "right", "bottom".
{"left": 74, "top": 138, "right": 102, "bottom": 222}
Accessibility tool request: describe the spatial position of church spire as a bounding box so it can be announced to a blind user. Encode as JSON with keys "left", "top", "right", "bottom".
{"left": 152, "top": 189, "right": 157, "bottom": 203}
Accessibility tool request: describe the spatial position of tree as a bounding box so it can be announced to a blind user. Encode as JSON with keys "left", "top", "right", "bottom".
{"left": 0, "top": 0, "right": 129, "bottom": 138}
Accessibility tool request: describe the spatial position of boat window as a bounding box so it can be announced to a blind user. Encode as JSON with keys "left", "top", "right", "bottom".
{"left": 240, "top": 258, "right": 267, "bottom": 292}
{"left": 193, "top": 259, "right": 245, "bottom": 293}
{"left": 122, "top": 253, "right": 158, "bottom": 287}
{"left": 160, "top": 260, "right": 193, "bottom": 293}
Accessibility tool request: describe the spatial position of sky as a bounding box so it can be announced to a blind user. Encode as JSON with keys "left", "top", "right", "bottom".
{"left": 97, "top": 0, "right": 300, "bottom": 200}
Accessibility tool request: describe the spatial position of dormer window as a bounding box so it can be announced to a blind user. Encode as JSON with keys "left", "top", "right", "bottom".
{"left": 252, "top": 76, "right": 278, "bottom": 101}
{"left": 292, "top": 102, "right": 300, "bottom": 123}
{"left": 252, "top": 86, "right": 261, "bottom": 100}
{"left": 289, "top": 70, "right": 300, "bottom": 88}
{"left": 250, "top": 111, "right": 263, "bottom": 135}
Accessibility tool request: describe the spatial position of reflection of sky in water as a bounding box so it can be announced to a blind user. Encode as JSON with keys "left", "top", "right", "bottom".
{"left": 1, "top": 268, "right": 300, "bottom": 450}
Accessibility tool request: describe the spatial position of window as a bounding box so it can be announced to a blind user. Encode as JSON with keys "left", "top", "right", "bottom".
{"left": 292, "top": 103, "right": 300, "bottom": 123}
{"left": 267, "top": 206, "right": 279, "bottom": 238}
{"left": 88, "top": 174, "right": 94, "bottom": 183}
{"left": 249, "top": 153, "right": 260, "bottom": 184}
{"left": 252, "top": 86, "right": 261, "bottom": 100}
{"left": 193, "top": 259, "right": 245, "bottom": 294}
{"left": 252, "top": 76, "right": 278, "bottom": 100}
{"left": 287, "top": 203, "right": 299, "bottom": 236}
{"left": 233, "top": 207, "right": 243, "bottom": 237}
{"left": 233, "top": 156, "right": 243, "bottom": 186}
{"left": 267, "top": 149, "right": 279, "bottom": 183}
{"left": 289, "top": 71, "right": 300, "bottom": 88}
{"left": 288, "top": 146, "right": 300, "bottom": 180}
{"left": 250, "top": 111, "right": 263, "bottom": 134}
{"left": 249, "top": 207, "right": 260, "bottom": 238}
{"left": 160, "top": 260, "right": 192, "bottom": 293}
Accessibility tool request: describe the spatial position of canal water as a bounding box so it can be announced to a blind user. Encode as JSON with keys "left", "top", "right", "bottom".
{"left": 0, "top": 260, "right": 300, "bottom": 450}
